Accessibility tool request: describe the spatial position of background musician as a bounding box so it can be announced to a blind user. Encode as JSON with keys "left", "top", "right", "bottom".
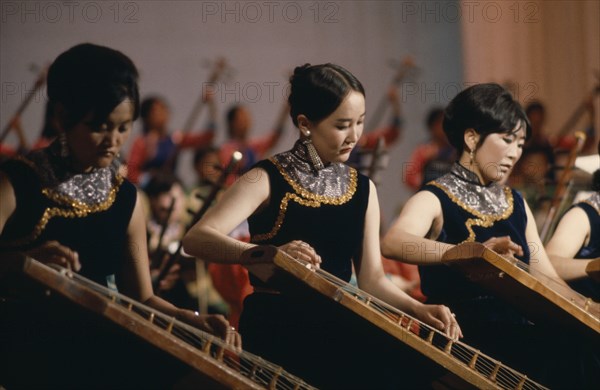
{"left": 127, "top": 93, "right": 217, "bottom": 186}
{"left": 403, "top": 106, "right": 455, "bottom": 192}
{"left": 219, "top": 102, "right": 288, "bottom": 174}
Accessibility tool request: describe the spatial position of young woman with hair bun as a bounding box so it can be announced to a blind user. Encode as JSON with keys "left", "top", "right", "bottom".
{"left": 184, "top": 63, "right": 461, "bottom": 388}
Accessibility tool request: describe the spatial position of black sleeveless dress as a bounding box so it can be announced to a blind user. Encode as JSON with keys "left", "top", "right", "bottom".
{"left": 420, "top": 163, "right": 599, "bottom": 389}
{"left": 240, "top": 141, "right": 431, "bottom": 389}
{"left": 239, "top": 140, "right": 378, "bottom": 388}
{"left": 0, "top": 145, "right": 187, "bottom": 388}
{"left": 0, "top": 145, "right": 136, "bottom": 285}
{"left": 569, "top": 192, "right": 600, "bottom": 301}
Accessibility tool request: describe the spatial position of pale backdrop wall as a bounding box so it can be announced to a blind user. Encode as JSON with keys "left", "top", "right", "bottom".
{"left": 1, "top": 0, "right": 465, "bottom": 227}
{"left": 461, "top": 0, "right": 600, "bottom": 139}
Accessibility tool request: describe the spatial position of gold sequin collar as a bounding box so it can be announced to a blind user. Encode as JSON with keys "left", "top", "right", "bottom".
{"left": 25, "top": 142, "right": 122, "bottom": 207}
{"left": 431, "top": 162, "right": 512, "bottom": 217}
{"left": 582, "top": 192, "right": 600, "bottom": 214}
{"left": 272, "top": 140, "right": 353, "bottom": 198}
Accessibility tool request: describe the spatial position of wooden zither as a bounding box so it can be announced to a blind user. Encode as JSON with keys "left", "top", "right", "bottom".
{"left": 0, "top": 254, "right": 316, "bottom": 390}
{"left": 441, "top": 242, "right": 600, "bottom": 341}
{"left": 246, "top": 248, "right": 549, "bottom": 390}
{"left": 586, "top": 258, "right": 600, "bottom": 283}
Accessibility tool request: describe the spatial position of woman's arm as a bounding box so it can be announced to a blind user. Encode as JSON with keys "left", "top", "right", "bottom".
{"left": 1, "top": 171, "right": 82, "bottom": 270}
{"left": 523, "top": 200, "right": 571, "bottom": 286}
{"left": 183, "top": 167, "right": 270, "bottom": 263}
{"left": 117, "top": 193, "right": 240, "bottom": 347}
{"left": 357, "top": 181, "right": 460, "bottom": 338}
{"left": 545, "top": 206, "right": 593, "bottom": 281}
{"left": 0, "top": 170, "right": 16, "bottom": 229}
{"left": 381, "top": 190, "right": 452, "bottom": 264}
{"left": 183, "top": 166, "right": 321, "bottom": 266}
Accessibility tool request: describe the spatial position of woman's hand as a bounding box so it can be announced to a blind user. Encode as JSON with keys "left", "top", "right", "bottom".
{"left": 278, "top": 240, "right": 322, "bottom": 269}
{"left": 24, "top": 240, "right": 81, "bottom": 271}
{"left": 177, "top": 310, "right": 242, "bottom": 351}
{"left": 413, "top": 302, "right": 462, "bottom": 340}
{"left": 482, "top": 236, "right": 524, "bottom": 259}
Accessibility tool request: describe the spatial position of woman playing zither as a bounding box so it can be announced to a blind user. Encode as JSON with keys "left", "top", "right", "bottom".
{"left": 382, "top": 83, "right": 599, "bottom": 388}
{"left": 546, "top": 142, "right": 600, "bottom": 301}
{"left": 0, "top": 44, "right": 240, "bottom": 387}
{"left": 183, "top": 63, "right": 461, "bottom": 388}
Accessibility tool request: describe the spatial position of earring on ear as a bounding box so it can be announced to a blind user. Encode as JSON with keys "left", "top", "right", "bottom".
{"left": 469, "top": 148, "right": 475, "bottom": 165}
{"left": 59, "top": 132, "right": 69, "bottom": 158}
{"left": 304, "top": 130, "right": 311, "bottom": 137}
{"left": 302, "top": 137, "right": 324, "bottom": 171}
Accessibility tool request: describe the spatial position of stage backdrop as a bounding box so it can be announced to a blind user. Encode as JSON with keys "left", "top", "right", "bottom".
{"left": 461, "top": 0, "right": 600, "bottom": 142}
{"left": 1, "top": 0, "right": 465, "bottom": 226}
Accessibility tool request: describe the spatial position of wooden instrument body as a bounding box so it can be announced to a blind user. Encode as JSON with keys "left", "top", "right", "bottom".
{"left": 247, "top": 251, "right": 548, "bottom": 390}
{"left": 0, "top": 254, "right": 314, "bottom": 390}
{"left": 441, "top": 242, "right": 600, "bottom": 341}
{"left": 586, "top": 258, "right": 600, "bottom": 282}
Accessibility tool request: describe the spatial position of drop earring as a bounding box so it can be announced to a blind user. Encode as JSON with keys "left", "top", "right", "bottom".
{"left": 59, "top": 132, "right": 69, "bottom": 158}
{"left": 302, "top": 136, "right": 324, "bottom": 171}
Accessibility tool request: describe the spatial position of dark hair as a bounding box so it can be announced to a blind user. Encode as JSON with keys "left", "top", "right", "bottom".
{"left": 443, "top": 83, "right": 532, "bottom": 154}
{"left": 193, "top": 146, "right": 219, "bottom": 166}
{"left": 525, "top": 101, "right": 546, "bottom": 116}
{"left": 288, "top": 63, "right": 365, "bottom": 127}
{"left": 140, "top": 96, "right": 167, "bottom": 134}
{"left": 40, "top": 100, "right": 58, "bottom": 139}
{"left": 226, "top": 105, "right": 244, "bottom": 138}
{"left": 226, "top": 105, "right": 242, "bottom": 126}
{"left": 143, "top": 171, "right": 181, "bottom": 198}
{"left": 592, "top": 169, "right": 600, "bottom": 192}
{"left": 426, "top": 107, "right": 445, "bottom": 129}
{"left": 47, "top": 43, "right": 140, "bottom": 130}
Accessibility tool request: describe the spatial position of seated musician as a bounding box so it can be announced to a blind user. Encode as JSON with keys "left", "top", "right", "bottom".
{"left": 546, "top": 142, "right": 600, "bottom": 301}
{"left": 0, "top": 44, "right": 240, "bottom": 368}
{"left": 143, "top": 171, "right": 200, "bottom": 308}
{"left": 127, "top": 91, "right": 217, "bottom": 187}
{"left": 219, "top": 101, "right": 288, "bottom": 175}
{"left": 404, "top": 107, "right": 455, "bottom": 192}
{"left": 182, "top": 63, "right": 461, "bottom": 389}
{"left": 381, "top": 83, "right": 598, "bottom": 388}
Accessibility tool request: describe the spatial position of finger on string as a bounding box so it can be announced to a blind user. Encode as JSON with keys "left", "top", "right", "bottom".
{"left": 428, "top": 312, "right": 445, "bottom": 332}
{"left": 514, "top": 244, "right": 524, "bottom": 257}
{"left": 52, "top": 244, "right": 81, "bottom": 271}
{"left": 226, "top": 329, "right": 234, "bottom": 346}
{"left": 456, "top": 324, "right": 464, "bottom": 339}
{"left": 234, "top": 332, "right": 242, "bottom": 352}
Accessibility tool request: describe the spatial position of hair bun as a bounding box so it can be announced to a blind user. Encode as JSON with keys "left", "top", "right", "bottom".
{"left": 290, "top": 64, "right": 311, "bottom": 84}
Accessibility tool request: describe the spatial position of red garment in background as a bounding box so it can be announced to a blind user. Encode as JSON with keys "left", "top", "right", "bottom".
{"left": 381, "top": 257, "right": 426, "bottom": 302}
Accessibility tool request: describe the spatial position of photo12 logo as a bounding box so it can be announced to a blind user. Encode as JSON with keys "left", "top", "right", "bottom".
{"left": 1, "top": 1, "right": 140, "bottom": 24}
{"left": 399, "top": 1, "right": 540, "bottom": 24}
{"left": 200, "top": 1, "right": 340, "bottom": 24}
{"left": 2, "top": 81, "right": 47, "bottom": 105}
{"left": 400, "top": 82, "right": 540, "bottom": 104}
{"left": 203, "top": 81, "right": 290, "bottom": 104}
